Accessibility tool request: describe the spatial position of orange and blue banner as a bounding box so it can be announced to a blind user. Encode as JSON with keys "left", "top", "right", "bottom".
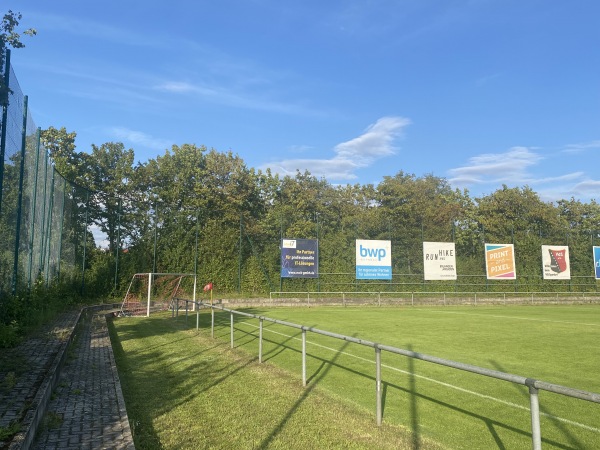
{"left": 485, "top": 243, "right": 516, "bottom": 280}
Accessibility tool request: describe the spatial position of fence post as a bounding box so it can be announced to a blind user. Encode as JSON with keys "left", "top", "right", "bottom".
{"left": 378, "top": 292, "right": 381, "bottom": 307}
{"left": 230, "top": 312, "right": 234, "bottom": 348}
{"left": 196, "top": 302, "right": 199, "bottom": 330}
{"left": 375, "top": 346, "right": 382, "bottom": 426}
{"left": 529, "top": 385, "right": 542, "bottom": 450}
{"left": 302, "top": 328, "right": 307, "bottom": 387}
{"left": 11, "top": 95, "right": 29, "bottom": 295}
{"left": 259, "top": 318, "right": 263, "bottom": 363}
{"left": 211, "top": 308, "right": 215, "bottom": 338}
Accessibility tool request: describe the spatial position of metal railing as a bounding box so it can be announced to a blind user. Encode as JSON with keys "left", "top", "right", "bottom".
{"left": 268, "top": 290, "right": 600, "bottom": 306}
{"left": 174, "top": 298, "right": 600, "bottom": 450}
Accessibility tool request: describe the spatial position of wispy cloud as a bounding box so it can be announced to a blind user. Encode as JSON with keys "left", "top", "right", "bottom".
{"left": 107, "top": 127, "right": 173, "bottom": 151}
{"left": 156, "top": 79, "right": 322, "bottom": 116}
{"left": 448, "top": 146, "right": 599, "bottom": 202}
{"left": 563, "top": 140, "right": 600, "bottom": 154}
{"left": 263, "top": 116, "right": 410, "bottom": 181}
{"left": 24, "top": 11, "right": 169, "bottom": 48}
{"left": 448, "top": 147, "right": 543, "bottom": 185}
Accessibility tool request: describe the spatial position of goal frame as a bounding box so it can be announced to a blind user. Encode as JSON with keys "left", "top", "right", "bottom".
{"left": 121, "top": 272, "right": 197, "bottom": 317}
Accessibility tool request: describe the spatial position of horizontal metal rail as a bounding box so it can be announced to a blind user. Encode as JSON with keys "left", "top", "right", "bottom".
{"left": 177, "top": 299, "right": 600, "bottom": 450}
{"left": 268, "top": 290, "right": 600, "bottom": 306}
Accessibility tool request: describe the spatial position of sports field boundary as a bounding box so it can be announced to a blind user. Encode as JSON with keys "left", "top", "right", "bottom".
{"left": 177, "top": 299, "right": 600, "bottom": 450}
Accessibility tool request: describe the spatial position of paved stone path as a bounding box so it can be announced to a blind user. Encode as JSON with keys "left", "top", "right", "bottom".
{"left": 0, "top": 306, "right": 135, "bottom": 449}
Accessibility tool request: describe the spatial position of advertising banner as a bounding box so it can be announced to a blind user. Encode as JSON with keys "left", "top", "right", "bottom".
{"left": 423, "top": 242, "right": 457, "bottom": 280}
{"left": 541, "top": 245, "right": 570, "bottom": 280}
{"left": 356, "top": 239, "right": 392, "bottom": 279}
{"left": 280, "top": 238, "right": 318, "bottom": 278}
{"left": 485, "top": 243, "right": 516, "bottom": 280}
{"left": 594, "top": 246, "right": 600, "bottom": 280}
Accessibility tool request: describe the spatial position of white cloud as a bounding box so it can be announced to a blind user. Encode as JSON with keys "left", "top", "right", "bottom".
{"left": 563, "top": 140, "right": 600, "bottom": 154}
{"left": 448, "top": 147, "right": 542, "bottom": 185}
{"left": 262, "top": 116, "right": 410, "bottom": 181}
{"left": 448, "top": 146, "right": 599, "bottom": 202}
{"left": 108, "top": 127, "right": 173, "bottom": 151}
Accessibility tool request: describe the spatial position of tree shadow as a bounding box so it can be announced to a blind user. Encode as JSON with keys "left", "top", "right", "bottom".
{"left": 257, "top": 336, "right": 355, "bottom": 449}
{"left": 489, "top": 360, "right": 585, "bottom": 449}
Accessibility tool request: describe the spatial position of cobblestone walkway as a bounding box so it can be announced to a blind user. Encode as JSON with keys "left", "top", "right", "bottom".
{"left": 0, "top": 306, "right": 134, "bottom": 449}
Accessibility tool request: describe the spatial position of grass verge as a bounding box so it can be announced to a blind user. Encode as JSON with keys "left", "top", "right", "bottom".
{"left": 110, "top": 312, "right": 443, "bottom": 450}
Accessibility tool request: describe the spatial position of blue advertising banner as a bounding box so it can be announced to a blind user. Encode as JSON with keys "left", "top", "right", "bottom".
{"left": 594, "top": 246, "right": 600, "bottom": 280}
{"left": 356, "top": 239, "right": 392, "bottom": 280}
{"left": 281, "top": 238, "right": 319, "bottom": 278}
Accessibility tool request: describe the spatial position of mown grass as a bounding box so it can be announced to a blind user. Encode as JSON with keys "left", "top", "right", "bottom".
{"left": 110, "top": 312, "right": 443, "bottom": 450}
{"left": 217, "top": 305, "right": 600, "bottom": 449}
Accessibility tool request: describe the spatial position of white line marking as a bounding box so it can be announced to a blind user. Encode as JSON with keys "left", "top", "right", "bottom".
{"left": 238, "top": 321, "right": 600, "bottom": 433}
{"left": 414, "top": 309, "right": 600, "bottom": 327}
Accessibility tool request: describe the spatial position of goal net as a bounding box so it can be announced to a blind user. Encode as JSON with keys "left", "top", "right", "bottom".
{"left": 119, "top": 272, "right": 197, "bottom": 316}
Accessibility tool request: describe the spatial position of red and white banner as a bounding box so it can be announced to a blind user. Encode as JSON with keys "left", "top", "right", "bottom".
{"left": 541, "top": 245, "right": 570, "bottom": 280}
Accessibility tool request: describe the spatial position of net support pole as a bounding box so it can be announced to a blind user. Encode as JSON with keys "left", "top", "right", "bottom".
{"left": 146, "top": 272, "right": 152, "bottom": 317}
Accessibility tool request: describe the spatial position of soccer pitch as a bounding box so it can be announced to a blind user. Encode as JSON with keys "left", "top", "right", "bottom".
{"left": 210, "top": 305, "right": 600, "bottom": 449}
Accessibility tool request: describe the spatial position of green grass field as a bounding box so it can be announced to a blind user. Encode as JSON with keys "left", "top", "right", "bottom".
{"left": 112, "top": 305, "right": 600, "bottom": 449}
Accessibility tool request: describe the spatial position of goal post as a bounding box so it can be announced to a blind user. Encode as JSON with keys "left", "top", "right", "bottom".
{"left": 120, "top": 272, "right": 197, "bottom": 317}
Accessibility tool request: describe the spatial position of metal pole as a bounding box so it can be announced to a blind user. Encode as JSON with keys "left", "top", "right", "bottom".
{"left": 376, "top": 346, "right": 382, "bottom": 426}
{"left": 146, "top": 272, "right": 152, "bottom": 317}
{"left": 193, "top": 213, "right": 199, "bottom": 311}
{"left": 529, "top": 386, "right": 542, "bottom": 450}
{"left": 114, "top": 198, "right": 121, "bottom": 292}
{"left": 230, "top": 312, "right": 234, "bottom": 348}
{"left": 259, "top": 318, "right": 263, "bottom": 363}
{"left": 211, "top": 308, "right": 214, "bottom": 338}
{"left": 11, "top": 95, "right": 28, "bottom": 294}
{"left": 302, "top": 328, "right": 307, "bottom": 387}
{"left": 81, "top": 190, "right": 89, "bottom": 295}
{"left": 27, "top": 128, "right": 42, "bottom": 288}
{"left": 196, "top": 304, "right": 199, "bottom": 330}
{"left": 153, "top": 206, "right": 158, "bottom": 274}
{"left": 0, "top": 50, "right": 11, "bottom": 215}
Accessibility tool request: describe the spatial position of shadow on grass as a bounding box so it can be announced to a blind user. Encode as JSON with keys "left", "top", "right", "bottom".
{"left": 114, "top": 310, "right": 579, "bottom": 450}
{"left": 490, "top": 360, "right": 584, "bottom": 450}
{"left": 257, "top": 336, "right": 354, "bottom": 449}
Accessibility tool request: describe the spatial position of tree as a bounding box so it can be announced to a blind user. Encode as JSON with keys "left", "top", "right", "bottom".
{"left": 1, "top": 10, "right": 36, "bottom": 104}
{"left": 85, "top": 142, "right": 135, "bottom": 253}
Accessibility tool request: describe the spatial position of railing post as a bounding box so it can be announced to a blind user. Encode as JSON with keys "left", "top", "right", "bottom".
{"left": 375, "top": 346, "right": 382, "bottom": 426}
{"left": 196, "top": 303, "right": 199, "bottom": 330}
{"left": 259, "top": 318, "right": 264, "bottom": 363}
{"left": 211, "top": 308, "right": 215, "bottom": 338}
{"left": 230, "top": 312, "right": 234, "bottom": 348}
{"left": 302, "top": 328, "right": 307, "bottom": 387}
{"left": 529, "top": 385, "right": 542, "bottom": 450}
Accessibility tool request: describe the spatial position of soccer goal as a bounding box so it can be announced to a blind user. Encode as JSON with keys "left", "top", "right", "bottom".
{"left": 119, "top": 273, "right": 197, "bottom": 317}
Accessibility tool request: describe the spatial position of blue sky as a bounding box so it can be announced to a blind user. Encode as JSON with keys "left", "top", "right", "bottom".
{"left": 10, "top": 0, "right": 600, "bottom": 203}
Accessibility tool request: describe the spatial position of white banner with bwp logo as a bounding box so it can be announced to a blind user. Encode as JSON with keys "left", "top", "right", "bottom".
{"left": 356, "top": 239, "right": 391, "bottom": 279}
